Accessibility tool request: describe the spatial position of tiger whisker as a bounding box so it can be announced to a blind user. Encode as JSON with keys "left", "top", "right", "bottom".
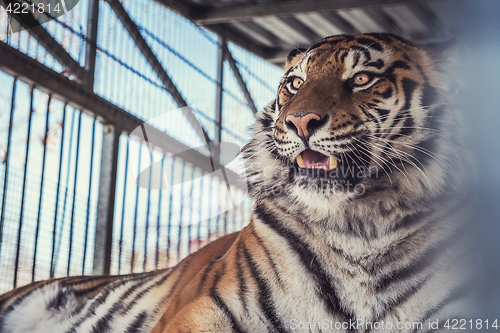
{"left": 367, "top": 138, "right": 432, "bottom": 187}
{"left": 351, "top": 138, "right": 395, "bottom": 185}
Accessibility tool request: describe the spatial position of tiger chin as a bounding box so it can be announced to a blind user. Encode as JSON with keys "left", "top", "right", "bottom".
{"left": 0, "top": 33, "right": 479, "bottom": 333}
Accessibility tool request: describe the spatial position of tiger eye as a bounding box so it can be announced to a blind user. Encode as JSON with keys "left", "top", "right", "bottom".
{"left": 353, "top": 73, "right": 371, "bottom": 86}
{"left": 292, "top": 77, "right": 304, "bottom": 90}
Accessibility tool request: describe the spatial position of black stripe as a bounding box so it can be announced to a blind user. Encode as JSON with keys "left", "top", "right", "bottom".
{"left": 377, "top": 87, "right": 393, "bottom": 99}
{"left": 197, "top": 258, "right": 218, "bottom": 294}
{"left": 390, "top": 208, "right": 434, "bottom": 231}
{"left": 210, "top": 263, "right": 244, "bottom": 333}
{"left": 0, "top": 279, "right": 56, "bottom": 315}
{"left": 366, "top": 33, "right": 392, "bottom": 43}
{"left": 71, "top": 281, "right": 112, "bottom": 298}
{"left": 340, "top": 50, "right": 349, "bottom": 64}
{"left": 356, "top": 38, "right": 383, "bottom": 52}
{"left": 374, "top": 232, "right": 457, "bottom": 292}
{"left": 68, "top": 271, "right": 165, "bottom": 332}
{"left": 375, "top": 278, "right": 427, "bottom": 322}
{"left": 121, "top": 270, "right": 175, "bottom": 314}
{"left": 69, "top": 272, "right": 163, "bottom": 320}
{"left": 414, "top": 137, "right": 437, "bottom": 166}
{"left": 254, "top": 204, "right": 355, "bottom": 327}
{"left": 125, "top": 311, "right": 148, "bottom": 333}
{"left": 351, "top": 46, "right": 371, "bottom": 61}
{"left": 252, "top": 231, "right": 285, "bottom": 289}
{"left": 91, "top": 315, "right": 111, "bottom": 333}
{"left": 70, "top": 281, "right": 141, "bottom": 332}
{"left": 401, "top": 78, "right": 418, "bottom": 112}
{"left": 321, "top": 130, "right": 365, "bottom": 142}
{"left": 260, "top": 113, "right": 273, "bottom": 128}
{"left": 47, "top": 289, "right": 68, "bottom": 310}
{"left": 374, "top": 108, "right": 390, "bottom": 118}
{"left": 421, "top": 82, "right": 439, "bottom": 109}
{"left": 365, "top": 59, "right": 385, "bottom": 69}
{"left": 399, "top": 115, "right": 415, "bottom": 137}
{"left": 416, "top": 282, "right": 471, "bottom": 332}
{"left": 162, "top": 256, "right": 195, "bottom": 301}
{"left": 351, "top": 52, "right": 360, "bottom": 68}
{"left": 334, "top": 48, "right": 350, "bottom": 63}
{"left": 309, "top": 36, "right": 349, "bottom": 52}
{"left": 286, "top": 48, "right": 307, "bottom": 63}
{"left": 235, "top": 242, "right": 249, "bottom": 314}
{"left": 384, "top": 60, "right": 411, "bottom": 83}
{"left": 59, "top": 275, "right": 119, "bottom": 287}
{"left": 241, "top": 243, "right": 287, "bottom": 333}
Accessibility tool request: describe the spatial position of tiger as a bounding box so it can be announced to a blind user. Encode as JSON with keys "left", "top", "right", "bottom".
{"left": 0, "top": 33, "right": 478, "bottom": 333}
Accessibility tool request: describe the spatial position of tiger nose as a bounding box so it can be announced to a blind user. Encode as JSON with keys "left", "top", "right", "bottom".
{"left": 285, "top": 113, "right": 324, "bottom": 138}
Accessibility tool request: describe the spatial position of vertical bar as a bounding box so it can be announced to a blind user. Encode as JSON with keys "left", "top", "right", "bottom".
{"left": 6, "top": 18, "right": 10, "bottom": 45}
{"left": 92, "top": 124, "right": 120, "bottom": 276}
{"left": 19, "top": 86, "right": 35, "bottom": 281}
{"left": 85, "top": 0, "right": 99, "bottom": 89}
{"left": 82, "top": 117, "right": 97, "bottom": 275}
{"left": 224, "top": 45, "right": 259, "bottom": 117}
{"left": 186, "top": 168, "right": 195, "bottom": 255}
{"left": 143, "top": 148, "right": 154, "bottom": 271}
{"left": 155, "top": 156, "right": 164, "bottom": 269}
{"left": 214, "top": 35, "right": 226, "bottom": 165}
{"left": 117, "top": 138, "right": 130, "bottom": 274}
{"left": 176, "top": 165, "right": 186, "bottom": 263}
{"left": 53, "top": 109, "right": 77, "bottom": 276}
{"left": 106, "top": 0, "right": 212, "bottom": 147}
{"left": 206, "top": 178, "right": 213, "bottom": 243}
{"left": 231, "top": 192, "right": 238, "bottom": 233}
{"left": 50, "top": 105, "right": 67, "bottom": 278}
{"left": 223, "top": 192, "right": 229, "bottom": 235}
{"left": 29, "top": 95, "right": 51, "bottom": 285}
{"left": 166, "top": 159, "right": 176, "bottom": 267}
{"left": 197, "top": 174, "right": 204, "bottom": 249}
{"left": 0, "top": 78, "right": 16, "bottom": 258}
{"left": 215, "top": 183, "right": 221, "bottom": 239}
{"left": 67, "top": 112, "right": 82, "bottom": 276}
{"left": 130, "top": 144, "right": 143, "bottom": 273}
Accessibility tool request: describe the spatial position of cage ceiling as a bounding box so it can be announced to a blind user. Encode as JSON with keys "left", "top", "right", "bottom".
{"left": 154, "top": 0, "right": 461, "bottom": 66}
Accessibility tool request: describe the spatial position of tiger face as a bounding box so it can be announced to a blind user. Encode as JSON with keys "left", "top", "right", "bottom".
{"left": 245, "top": 33, "right": 458, "bottom": 215}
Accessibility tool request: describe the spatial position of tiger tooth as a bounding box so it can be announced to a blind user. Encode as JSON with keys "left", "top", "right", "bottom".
{"left": 296, "top": 154, "right": 305, "bottom": 168}
{"left": 329, "top": 157, "right": 338, "bottom": 170}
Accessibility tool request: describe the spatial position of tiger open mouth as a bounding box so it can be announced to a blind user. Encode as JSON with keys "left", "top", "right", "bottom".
{"left": 293, "top": 149, "right": 364, "bottom": 183}
{"left": 296, "top": 149, "right": 338, "bottom": 171}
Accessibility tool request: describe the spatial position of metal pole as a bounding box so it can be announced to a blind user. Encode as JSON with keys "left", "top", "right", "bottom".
{"left": 215, "top": 34, "right": 225, "bottom": 158}
{"left": 50, "top": 105, "right": 67, "bottom": 278}
{"left": 92, "top": 124, "right": 120, "bottom": 275}
{"left": 105, "top": 0, "right": 212, "bottom": 148}
{"left": 30, "top": 96, "right": 51, "bottom": 283}
{"left": 224, "top": 45, "right": 258, "bottom": 117}
{"left": 85, "top": 0, "right": 100, "bottom": 90}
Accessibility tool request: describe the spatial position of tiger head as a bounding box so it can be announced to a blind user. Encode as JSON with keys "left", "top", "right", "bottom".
{"left": 244, "top": 33, "right": 461, "bottom": 218}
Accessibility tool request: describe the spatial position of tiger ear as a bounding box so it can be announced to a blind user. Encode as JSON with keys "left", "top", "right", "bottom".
{"left": 285, "top": 47, "right": 307, "bottom": 71}
{"left": 423, "top": 39, "right": 457, "bottom": 66}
